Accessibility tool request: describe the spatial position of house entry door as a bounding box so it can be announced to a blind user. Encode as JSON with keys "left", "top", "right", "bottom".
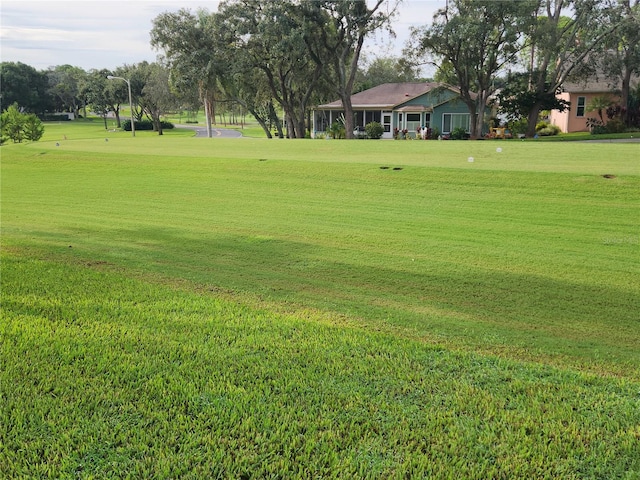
{"left": 382, "top": 111, "right": 392, "bottom": 138}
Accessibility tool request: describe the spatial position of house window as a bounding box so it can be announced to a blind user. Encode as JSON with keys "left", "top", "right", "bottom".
{"left": 406, "top": 113, "right": 422, "bottom": 133}
{"left": 442, "top": 113, "right": 470, "bottom": 133}
{"left": 365, "top": 111, "right": 381, "bottom": 124}
{"left": 576, "top": 96, "right": 586, "bottom": 117}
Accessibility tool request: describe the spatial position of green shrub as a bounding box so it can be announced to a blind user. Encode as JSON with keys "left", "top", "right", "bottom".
{"left": 1, "top": 103, "right": 44, "bottom": 143}
{"left": 122, "top": 120, "right": 175, "bottom": 131}
{"left": 365, "top": 121, "right": 384, "bottom": 139}
{"left": 40, "top": 114, "right": 71, "bottom": 122}
{"left": 451, "top": 127, "right": 467, "bottom": 140}
{"left": 535, "top": 122, "right": 560, "bottom": 136}
{"left": 508, "top": 118, "right": 528, "bottom": 135}
{"left": 605, "top": 118, "right": 626, "bottom": 133}
{"left": 586, "top": 117, "right": 605, "bottom": 134}
{"left": 328, "top": 121, "right": 345, "bottom": 139}
{"left": 535, "top": 121, "right": 549, "bottom": 132}
{"left": 1, "top": 104, "right": 24, "bottom": 143}
{"left": 23, "top": 114, "right": 45, "bottom": 141}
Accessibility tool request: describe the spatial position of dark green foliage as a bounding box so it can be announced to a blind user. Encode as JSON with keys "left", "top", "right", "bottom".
{"left": 1, "top": 103, "right": 45, "bottom": 143}
{"left": 0, "top": 104, "right": 24, "bottom": 143}
{"left": 450, "top": 127, "right": 467, "bottom": 140}
{"left": 22, "top": 113, "right": 45, "bottom": 141}
{"left": 328, "top": 120, "right": 345, "bottom": 139}
{"left": 586, "top": 117, "right": 607, "bottom": 134}
{"left": 498, "top": 72, "right": 570, "bottom": 122}
{"left": 364, "top": 121, "right": 383, "bottom": 139}
{"left": 0, "top": 61, "right": 52, "bottom": 113}
{"left": 122, "top": 119, "right": 174, "bottom": 131}
{"left": 508, "top": 118, "right": 528, "bottom": 135}
{"left": 39, "top": 114, "right": 72, "bottom": 121}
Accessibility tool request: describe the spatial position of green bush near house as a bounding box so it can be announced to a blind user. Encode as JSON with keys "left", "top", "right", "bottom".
{"left": 328, "top": 120, "right": 346, "bottom": 139}
{"left": 535, "top": 121, "right": 561, "bottom": 136}
{"left": 508, "top": 118, "right": 528, "bottom": 136}
{"left": 605, "top": 118, "right": 626, "bottom": 133}
{"left": 450, "top": 126, "right": 467, "bottom": 139}
{"left": 365, "top": 121, "right": 384, "bottom": 139}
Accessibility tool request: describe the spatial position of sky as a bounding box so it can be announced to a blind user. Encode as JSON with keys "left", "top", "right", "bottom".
{"left": 0, "top": 0, "right": 446, "bottom": 72}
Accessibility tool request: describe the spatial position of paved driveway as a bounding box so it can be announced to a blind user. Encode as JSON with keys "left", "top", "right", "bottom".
{"left": 175, "top": 124, "right": 243, "bottom": 138}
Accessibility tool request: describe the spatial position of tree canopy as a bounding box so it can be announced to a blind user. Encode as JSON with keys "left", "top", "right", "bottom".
{"left": 410, "top": 0, "right": 534, "bottom": 138}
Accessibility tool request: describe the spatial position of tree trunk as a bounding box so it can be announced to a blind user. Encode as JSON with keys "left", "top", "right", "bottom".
{"left": 204, "top": 97, "right": 213, "bottom": 138}
{"left": 469, "top": 104, "right": 481, "bottom": 140}
{"left": 295, "top": 107, "right": 306, "bottom": 139}
{"left": 526, "top": 103, "right": 542, "bottom": 137}
{"left": 269, "top": 102, "right": 284, "bottom": 138}
{"left": 247, "top": 106, "right": 272, "bottom": 138}
{"left": 342, "top": 94, "right": 354, "bottom": 140}
{"left": 621, "top": 65, "right": 632, "bottom": 125}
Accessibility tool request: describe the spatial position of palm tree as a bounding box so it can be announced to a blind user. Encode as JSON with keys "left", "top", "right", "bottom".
{"left": 587, "top": 95, "right": 614, "bottom": 123}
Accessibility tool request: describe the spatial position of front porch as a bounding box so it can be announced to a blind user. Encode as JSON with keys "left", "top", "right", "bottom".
{"left": 313, "top": 108, "right": 437, "bottom": 139}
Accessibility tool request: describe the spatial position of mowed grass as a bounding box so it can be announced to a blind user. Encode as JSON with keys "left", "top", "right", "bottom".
{"left": 2, "top": 122, "right": 640, "bottom": 478}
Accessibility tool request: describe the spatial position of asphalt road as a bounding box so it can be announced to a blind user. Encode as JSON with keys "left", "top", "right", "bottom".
{"left": 175, "top": 124, "right": 243, "bottom": 138}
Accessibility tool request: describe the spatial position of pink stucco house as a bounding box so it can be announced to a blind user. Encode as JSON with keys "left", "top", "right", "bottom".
{"left": 549, "top": 78, "right": 620, "bottom": 133}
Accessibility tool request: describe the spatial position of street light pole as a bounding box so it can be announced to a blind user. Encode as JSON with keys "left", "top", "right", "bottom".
{"left": 107, "top": 75, "right": 135, "bottom": 137}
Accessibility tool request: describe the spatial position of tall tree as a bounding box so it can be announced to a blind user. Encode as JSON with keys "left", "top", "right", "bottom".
{"left": 0, "top": 62, "right": 51, "bottom": 114}
{"left": 219, "top": 50, "right": 283, "bottom": 138}
{"left": 355, "top": 55, "right": 422, "bottom": 92}
{"left": 316, "top": 0, "right": 398, "bottom": 138}
{"left": 497, "top": 71, "right": 570, "bottom": 125}
{"left": 46, "top": 65, "right": 87, "bottom": 118}
{"left": 411, "top": 0, "right": 533, "bottom": 138}
{"left": 84, "top": 69, "right": 113, "bottom": 129}
{"left": 599, "top": 0, "right": 640, "bottom": 125}
{"left": 151, "top": 8, "right": 222, "bottom": 137}
{"left": 141, "top": 63, "right": 177, "bottom": 135}
{"left": 217, "top": 0, "right": 326, "bottom": 138}
{"left": 523, "top": 0, "right": 621, "bottom": 136}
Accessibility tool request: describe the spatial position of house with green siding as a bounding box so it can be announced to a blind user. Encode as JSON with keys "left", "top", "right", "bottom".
{"left": 313, "top": 82, "right": 484, "bottom": 139}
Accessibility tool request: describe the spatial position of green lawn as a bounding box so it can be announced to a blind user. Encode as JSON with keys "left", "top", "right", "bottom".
{"left": 2, "top": 122, "right": 639, "bottom": 478}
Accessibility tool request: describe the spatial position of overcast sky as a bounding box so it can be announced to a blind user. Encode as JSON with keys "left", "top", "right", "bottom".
{"left": 0, "top": 0, "right": 446, "bottom": 72}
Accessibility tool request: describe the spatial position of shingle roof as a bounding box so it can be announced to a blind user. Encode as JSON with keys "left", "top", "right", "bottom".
{"left": 562, "top": 73, "right": 640, "bottom": 93}
{"left": 562, "top": 78, "right": 620, "bottom": 93}
{"left": 317, "top": 82, "right": 443, "bottom": 109}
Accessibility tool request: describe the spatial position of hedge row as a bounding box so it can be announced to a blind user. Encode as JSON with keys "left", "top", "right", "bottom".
{"left": 122, "top": 120, "right": 174, "bottom": 131}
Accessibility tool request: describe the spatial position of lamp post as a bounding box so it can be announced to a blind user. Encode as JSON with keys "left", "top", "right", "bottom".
{"left": 107, "top": 75, "right": 135, "bottom": 137}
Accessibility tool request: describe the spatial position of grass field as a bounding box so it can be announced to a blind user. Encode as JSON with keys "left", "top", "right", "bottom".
{"left": 2, "top": 122, "right": 639, "bottom": 478}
